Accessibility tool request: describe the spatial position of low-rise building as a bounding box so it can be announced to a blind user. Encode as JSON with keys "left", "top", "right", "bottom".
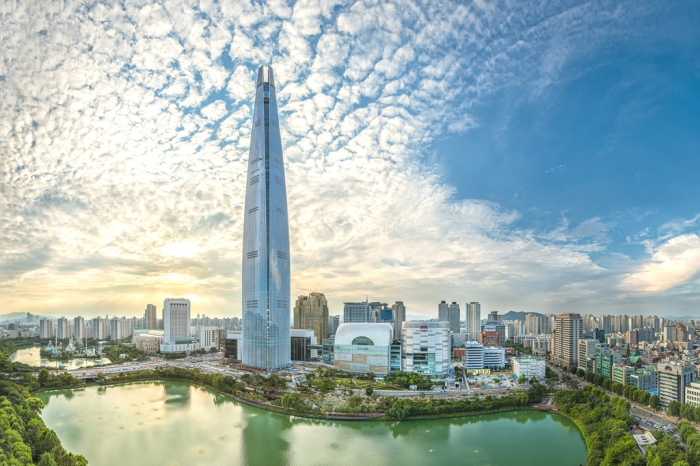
{"left": 630, "top": 366, "right": 657, "bottom": 392}
{"left": 685, "top": 380, "right": 700, "bottom": 407}
{"left": 512, "top": 357, "right": 545, "bottom": 380}
{"left": 464, "top": 341, "right": 505, "bottom": 370}
{"left": 612, "top": 364, "right": 635, "bottom": 386}
{"left": 224, "top": 331, "right": 242, "bottom": 362}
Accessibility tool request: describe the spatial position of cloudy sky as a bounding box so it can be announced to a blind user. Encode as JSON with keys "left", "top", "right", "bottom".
{"left": 1, "top": 0, "right": 699, "bottom": 319}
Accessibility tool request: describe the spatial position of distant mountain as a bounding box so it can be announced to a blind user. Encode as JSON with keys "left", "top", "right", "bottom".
{"left": 501, "top": 311, "right": 542, "bottom": 322}
{"left": 0, "top": 312, "right": 46, "bottom": 323}
{"left": 665, "top": 316, "right": 700, "bottom": 321}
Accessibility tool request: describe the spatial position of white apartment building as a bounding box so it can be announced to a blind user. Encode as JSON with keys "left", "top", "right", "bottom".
{"left": 73, "top": 316, "right": 85, "bottom": 341}
{"left": 401, "top": 321, "right": 451, "bottom": 377}
{"left": 577, "top": 339, "right": 598, "bottom": 371}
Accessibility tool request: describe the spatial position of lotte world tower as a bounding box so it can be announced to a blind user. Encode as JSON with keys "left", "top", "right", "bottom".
{"left": 241, "top": 66, "right": 291, "bottom": 370}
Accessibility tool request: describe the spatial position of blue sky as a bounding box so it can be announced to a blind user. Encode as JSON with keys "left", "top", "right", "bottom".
{"left": 1, "top": 0, "right": 699, "bottom": 318}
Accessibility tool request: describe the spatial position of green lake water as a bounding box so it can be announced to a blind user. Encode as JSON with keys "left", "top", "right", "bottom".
{"left": 10, "top": 347, "right": 109, "bottom": 369}
{"left": 37, "top": 381, "right": 587, "bottom": 466}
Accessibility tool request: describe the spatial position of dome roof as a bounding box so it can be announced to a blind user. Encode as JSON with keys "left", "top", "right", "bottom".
{"left": 335, "top": 323, "right": 393, "bottom": 347}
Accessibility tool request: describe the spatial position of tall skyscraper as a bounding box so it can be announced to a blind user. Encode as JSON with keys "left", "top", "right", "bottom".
{"left": 144, "top": 304, "right": 157, "bottom": 330}
{"left": 448, "top": 302, "right": 460, "bottom": 333}
{"left": 438, "top": 301, "right": 449, "bottom": 322}
{"left": 552, "top": 313, "right": 583, "bottom": 368}
{"left": 242, "top": 65, "right": 291, "bottom": 371}
{"left": 465, "top": 302, "right": 481, "bottom": 339}
{"left": 294, "top": 292, "right": 329, "bottom": 342}
{"left": 164, "top": 298, "right": 191, "bottom": 344}
{"left": 392, "top": 301, "right": 406, "bottom": 339}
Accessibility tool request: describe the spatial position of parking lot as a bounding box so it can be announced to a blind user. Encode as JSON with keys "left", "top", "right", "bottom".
{"left": 633, "top": 414, "right": 679, "bottom": 440}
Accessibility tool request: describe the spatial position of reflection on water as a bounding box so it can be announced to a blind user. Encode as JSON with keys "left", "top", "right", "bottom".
{"left": 37, "top": 382, "right": 587, "bottom": 466}
{"left": 10, "top": 347, "right": 109, "bottom": 369}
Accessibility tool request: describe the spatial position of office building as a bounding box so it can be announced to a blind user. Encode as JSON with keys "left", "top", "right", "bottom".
{"left": 630, "top": 367, "right": 657, "bottom": 392}
{"left": 294, "top": 292, "right": 329, "bottom": 342}
{"left": 163, "top": 298, "right": 191, "bottom": 343}
{"left": 465, "top": 302, "right": 481, "bottom": 340}
{"left": 512, "top": 357, "right": 546, "bottom": 380}
{"left": 514, "top": 334, "right": 552, "bottom": 352}
{"left": 658, "top": 363, "right": 696, "bottom": 407}
{"left": 479, "top": 331, "right": 501, "bottom": 347}
{"left": 333, "top": 323, "right": 393, "bottom": 375}
{"left": 392, "top": 302, "right": 406, "bottom": 339}
{"left": 464, "top": 341, "right": 505, "bottom": 370}
{"left": 612, "top": 364, "right": 635, "bottom": 385}
{"left": 224, "top": 331, "right": 243, "bottom": 362}
{"left": 685, "top": 380, "right": 700, "bottom": 407}
{"left": 290, "top": 329, "right": 318, "bottom": 361}
{"left": 241, "top": 66, "right": 291, "bottom": 371}
{"left": 344, "top": 302, "right": 370, "bottom": 323}
{"left": 144, "top": 304, "right": 157, "bottom": 330}
{"left": 577, "top": 339, "right": 597, "bottom": 371}
{"left": 197, "top": 325, "right": 220, "bottom": 351}
{"left": 328, "top": 315, "right": 340, "bottom": 335}
{"left": 552, "top": 313, "right": 583, "bottom": 368}
{"left": 401, "top": 321, "right": 450, "bottom": 377}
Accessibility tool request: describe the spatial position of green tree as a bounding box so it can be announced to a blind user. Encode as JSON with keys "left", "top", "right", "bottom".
{"left": 38, "top": 368, "right": 50, "bottom": 386}
{"left": 576, "top": 368, "right": 585, "bottom": 378}
{"left": 668, "top": 400, "right": 682, "bottom": 417}
{"left": 650, "top": 395, "right": 661, "bottom": 410}
{"left": 365, "top": 386, "right": 373, "bottom": 397}
{"left": 569, "top": 365, "right": 578, "bottom": 375}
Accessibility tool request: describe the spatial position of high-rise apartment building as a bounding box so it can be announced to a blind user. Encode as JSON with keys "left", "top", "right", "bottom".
{"left": 164, "top": 298, "right": 191, "bottom": 344}
{"left": 56, "top": 317, "right": 69, "bottom": 340}
{"left": 577, "top": 339, "right": 597, "bottom": 371}
{"left": 241, "top": 66, "right": 291, "bottom": 371}
{"left": 344, "top": 302, "right": 370, "bottom": 323}
{"left": 73, "top": 316, "right": 85, "bottom": 341}
{"left": 438, "top": 301, "right": 449, "bottom": 322}
{"left": 525, "top": 314, "right": 540, "bottom": 334}
{"left": 39, "top": 318, "right": 53, "bottom": 339}
{"left": 144, "top": 304, "right": 157, "bottom": 330}
{"left": 448, "top": 302, "right": 460, "bottom": 333}
{"left": 110, "top": 317, "right": 122, "bottom": 341}
{"left": 465, "top": 302, "right": 481, "bottom": 339}
{"left": 552, "top": 313, "right": 583, "bottom": 368}
{"left": 392, "top": 301, "right": 406, "bottom": 339}
{"left": 293, "top": 292, "right": 328, "bottom": 342}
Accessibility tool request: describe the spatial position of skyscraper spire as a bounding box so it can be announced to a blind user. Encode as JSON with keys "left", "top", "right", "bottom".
{"left": 241, "top": 65, "right": 291, "bottom": 371}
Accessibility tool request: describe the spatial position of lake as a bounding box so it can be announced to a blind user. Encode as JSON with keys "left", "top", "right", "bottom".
{"left": 37, "top": 381, "right": 587, "bottom": 466}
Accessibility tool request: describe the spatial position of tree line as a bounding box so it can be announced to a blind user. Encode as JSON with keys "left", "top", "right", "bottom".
{"left": 569, "top": 366, "right": 661, "bottom": 410}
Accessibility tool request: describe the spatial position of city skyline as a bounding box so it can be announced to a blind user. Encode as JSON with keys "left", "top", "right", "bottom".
{"left": 2, "top": 1, "right": 700, "bottom": 318}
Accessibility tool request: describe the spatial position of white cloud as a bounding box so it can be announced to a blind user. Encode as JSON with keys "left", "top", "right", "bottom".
{"left": 0, "top": 0, "right": 677, "bottom": 317}
{"left": 624, "top": 234, "right": 700, "bottom": 293}
{"left": 201, "top": 100, "right": 228, "bottom": 120}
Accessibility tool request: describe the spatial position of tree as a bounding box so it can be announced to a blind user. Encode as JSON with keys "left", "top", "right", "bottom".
{"left": 365, "top": 386, "right": 373, "bottom": 397}
{"left": 38, "top": 368, "right": 50, "bottom": 386}
{"left": 569, "top": 365, "right": 578, "bottom": 375}
{"left": 37, "top": 453, "right": 58, "bottom": 466}
{"left": 668, "top": 400, "right": 682, "bottom": 417}
{"left": 649, "top": 395, "right": 661, "bottom": 411}
{"left": 576, "top": 368, "right": 585, "bottom": 378}
{"left": 347, "top": 396, "right": 362, "bottom": 410}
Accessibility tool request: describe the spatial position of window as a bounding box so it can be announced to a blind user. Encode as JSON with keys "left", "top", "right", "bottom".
{"left": 352, "top": 336, "right": 374, "bottom": 346}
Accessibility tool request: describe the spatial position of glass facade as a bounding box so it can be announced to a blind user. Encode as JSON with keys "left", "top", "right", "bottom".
{"left": 242, "top": 66, "right": 291, "bottom": 370}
